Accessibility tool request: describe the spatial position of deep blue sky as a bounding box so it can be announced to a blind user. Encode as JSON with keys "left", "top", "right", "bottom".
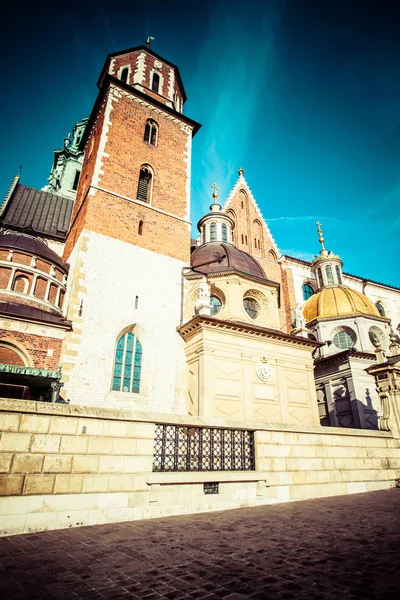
{"left": 1, "top": 0, "right": 399, "bottom": 286}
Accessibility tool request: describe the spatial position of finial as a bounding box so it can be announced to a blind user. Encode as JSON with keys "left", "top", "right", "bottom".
{"left": 238, "top": 167, "right": 244, "bottom": 177}
{"left": 209, "top": 182, "right": 221, "bottom": 212}
{"left": 315, "top": 220, "right": 329, "bottom": 257}
{"left": 211, "top": 182, "right": 219, "bottom": 202}
{"left": 146, "top": 36, "right": 155, "bottom": 47}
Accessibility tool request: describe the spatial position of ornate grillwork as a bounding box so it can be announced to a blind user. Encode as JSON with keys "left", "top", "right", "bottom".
{"left": 152, "top": 424, "right": 255, "bottom": 472}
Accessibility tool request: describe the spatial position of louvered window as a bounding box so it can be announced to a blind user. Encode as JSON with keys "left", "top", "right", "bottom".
{"left": 152, "top": 73, "right": 160, "bottom": 93}
{"left": 137, "top": 167, "right": 152, "bottom": 202}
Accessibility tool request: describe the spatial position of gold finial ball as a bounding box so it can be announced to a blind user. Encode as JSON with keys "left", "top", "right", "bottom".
{"left": 211, "top": 182, "right": 219, "bottom": 200}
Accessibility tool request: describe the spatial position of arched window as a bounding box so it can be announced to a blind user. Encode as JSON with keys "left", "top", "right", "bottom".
{"left": 302, "top": 283, "right": 314, "bottom": 300}
{"left": 120, "top": 67, "right": 129, "bottom": 84}
{"left": 137, "top": 166, "right": 153, "bottom": 203}
{"left": 375, "top": 302, "right": 385, "bottom": 317}
{"left": 138, "top": 220, "right": 144, "bottom": 235}
{"left": 332, "top": 326, "right": 356, "bottom": 350}
{"left": 144, "top": 119, "right": 158, "bottom": 146}
{"left": 13, "top": 276, "right": 29, "bottom": 294}
{"left": 112, "top": 331, "right": 142, "bottom": 393}
{"left": 210, "top": 222, "right": 217, "bottom": 241}
{"left": 325, "top": 265, "right": 334, "bottom": 285}
{"left": 335, "top": 265, "right": 342, "bottom": 284}
{"left": 210, "top": 296, "right": 222, "bottom": 316}
{"left": 317, "top": 268, "right": 323, "bottom": 288}
{"left": 152, "top": 73, "right": 160, "bottom": 93}
{"left": 221, "top": 223, "right": 227, "bottom": 242}
{"left": 243, "top": 297, "right": 259, "bottom": 319}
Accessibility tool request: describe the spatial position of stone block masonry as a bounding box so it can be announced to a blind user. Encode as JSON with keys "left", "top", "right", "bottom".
{"left": 0, "top": 398, "right": 399, "bottom": 536}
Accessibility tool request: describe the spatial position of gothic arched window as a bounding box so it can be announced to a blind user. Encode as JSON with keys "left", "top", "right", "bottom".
{"left": 335, "top": 265, "right": 342, "bottom": 284}
{"left": 302, "top": 283, "right": 314, "bottom": 300}
{"left": 210, "top": 222, "right": 217, "bottom": 241}
{"left": 137, "top": 166, "right": 153, "bottom": 203}
{"left": 375, "top": 302, "right": 385, "bottom": 317}
{"left": 221, "top": 223, "right": 227, "bottom": 242}
{"left": 152, "top": 73, "right": 160, "bottom": 93}
{"left": 120, "top": 67, "right": 129, "bottom": 84}
{"left": 144, "top": 119, "right": 158, "bottom": 146}
{"left": 325, "top": 265, "right": 334, "bottom": 285}
{"left": 112, "top": 331, "right": 142, "bottom": 393}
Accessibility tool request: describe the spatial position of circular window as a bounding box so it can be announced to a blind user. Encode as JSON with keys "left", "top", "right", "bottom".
{"left": 243, "top": 298, "right": 259, "bottom": 319}
{"left": 332, "top": 327, "right": 356, "bottom": 350}
{"left": 369, "top": 326, "right": 385, "bottom": 348}
{"left": 210, "top": 296, "right": 222, "bottom": 316}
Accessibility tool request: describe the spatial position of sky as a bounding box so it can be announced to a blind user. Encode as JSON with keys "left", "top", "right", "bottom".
{"left": 0, "top": 0, "right": 399, "bottom": 286}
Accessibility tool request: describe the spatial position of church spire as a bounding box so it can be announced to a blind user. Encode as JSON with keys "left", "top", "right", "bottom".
{"left": 197, "top": 183, "right": 234, "bottom": 245}
{"left": 311, "top": 220, "right": 344, "bottom": 290}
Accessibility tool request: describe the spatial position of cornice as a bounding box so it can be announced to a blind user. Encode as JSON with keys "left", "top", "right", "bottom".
{"left": 178, "top": 314, "right": 322, "bottom": 348}
{"left": 315, "top": 349, "right": 376, "bottom": 368}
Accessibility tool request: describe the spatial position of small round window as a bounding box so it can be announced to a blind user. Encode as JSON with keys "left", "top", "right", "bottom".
{"left": 210, "top": 296, "right": 222, "bottom": 316}
{"left": 243, "top": 298, "right": 259, "bottom": 319}
{"left": 369, "top": 326, "right": 385, "bottom": 348}
{"left": 332, "top": 327, "right": 356, "bottom": 350}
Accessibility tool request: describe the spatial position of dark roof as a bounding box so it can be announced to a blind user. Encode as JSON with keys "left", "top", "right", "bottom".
{"left": 0, "top": 183, "right": 73, "bottom": 241}
{"left": 0, "top": 301, "right": 71, "bottom": 328}
{"left": 190, "top": 242, "right": 269, "bottom": 282}
{"left": 0, "top": 234, "right": 68, "bottom": 271}
{"left": 97, "top": 44, "right": 187, "bottom": 102}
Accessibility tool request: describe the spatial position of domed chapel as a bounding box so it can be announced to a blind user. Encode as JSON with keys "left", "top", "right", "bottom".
{"left": 1, "top": 40, "right": 400, "bottom": 534}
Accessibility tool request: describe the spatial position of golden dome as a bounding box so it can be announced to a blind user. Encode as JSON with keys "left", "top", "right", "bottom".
{"left": 303, "top": 286, "right": 381, "bottom": 323}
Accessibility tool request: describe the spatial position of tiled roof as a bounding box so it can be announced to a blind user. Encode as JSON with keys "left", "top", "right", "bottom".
{"left": 0, "top": 234, "right": 68, "bottom": 271}
{"left": 0, "top": 183, "right": 73, "bottom": 241}
{"left": 0, "top": 301, "right": 71, "bottom": 328}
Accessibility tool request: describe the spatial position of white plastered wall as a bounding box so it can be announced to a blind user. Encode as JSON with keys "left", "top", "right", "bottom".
{"left": 61, "top": 230, "right": 187, "bottom": 413}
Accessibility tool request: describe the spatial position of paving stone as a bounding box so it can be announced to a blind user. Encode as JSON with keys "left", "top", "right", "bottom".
{"left": 1, "top": 489, "right": 400, "bottom": 599}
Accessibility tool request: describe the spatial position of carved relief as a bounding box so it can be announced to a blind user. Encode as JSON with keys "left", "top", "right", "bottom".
{"left": 256, "top": 358, "right": 272, "bottom": 382}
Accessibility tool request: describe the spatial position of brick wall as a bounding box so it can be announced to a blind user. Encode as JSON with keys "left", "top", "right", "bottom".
{"left": 64, "top": 85, "right": 192, "bottom": 264}
{"left": 0, "top": 332, "right": 62, "bottom": 370}
{"left": 224, "top": 183, "right": 297, "bottom": 332}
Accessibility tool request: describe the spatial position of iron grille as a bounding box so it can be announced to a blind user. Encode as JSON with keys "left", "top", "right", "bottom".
{"left": 152, "top": 424, "right": 255, "bottom": 472}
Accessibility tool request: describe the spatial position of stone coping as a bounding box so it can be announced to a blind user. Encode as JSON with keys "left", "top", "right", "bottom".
{"left": 147, "top": 471, "right": 267, "bottom": 485}
{"left": 0, "top": 397, "right": 394, "bottom": 439}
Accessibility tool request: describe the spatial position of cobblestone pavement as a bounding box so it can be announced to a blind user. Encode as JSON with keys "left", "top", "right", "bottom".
{"left": 1, "top": 489, "right": 400, "bottom": 600}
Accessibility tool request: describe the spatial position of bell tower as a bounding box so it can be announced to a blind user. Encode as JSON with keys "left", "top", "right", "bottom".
{"left": 61, "top": 42, "right": 201, "bottom": 412}
{"left": 64, "top": 42, "right": 200, "bottom": 262}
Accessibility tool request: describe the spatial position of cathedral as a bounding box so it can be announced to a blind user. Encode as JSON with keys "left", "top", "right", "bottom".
{"left": 1, "top": 42, "right": 400, "bottom": 535}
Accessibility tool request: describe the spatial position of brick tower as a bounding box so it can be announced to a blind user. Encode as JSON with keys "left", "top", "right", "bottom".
{"left": 61, "top": 42, "right": 201, "bottom": 411}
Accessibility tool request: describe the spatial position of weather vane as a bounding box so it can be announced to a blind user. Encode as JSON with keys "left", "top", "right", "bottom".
{"left": 146, "top": 36, "right": 155, "bottom": 47}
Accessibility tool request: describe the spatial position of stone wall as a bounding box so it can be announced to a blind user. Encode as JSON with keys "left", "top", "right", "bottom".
{"left": 0, "top": 398, "right": 399, "bottom": 536}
